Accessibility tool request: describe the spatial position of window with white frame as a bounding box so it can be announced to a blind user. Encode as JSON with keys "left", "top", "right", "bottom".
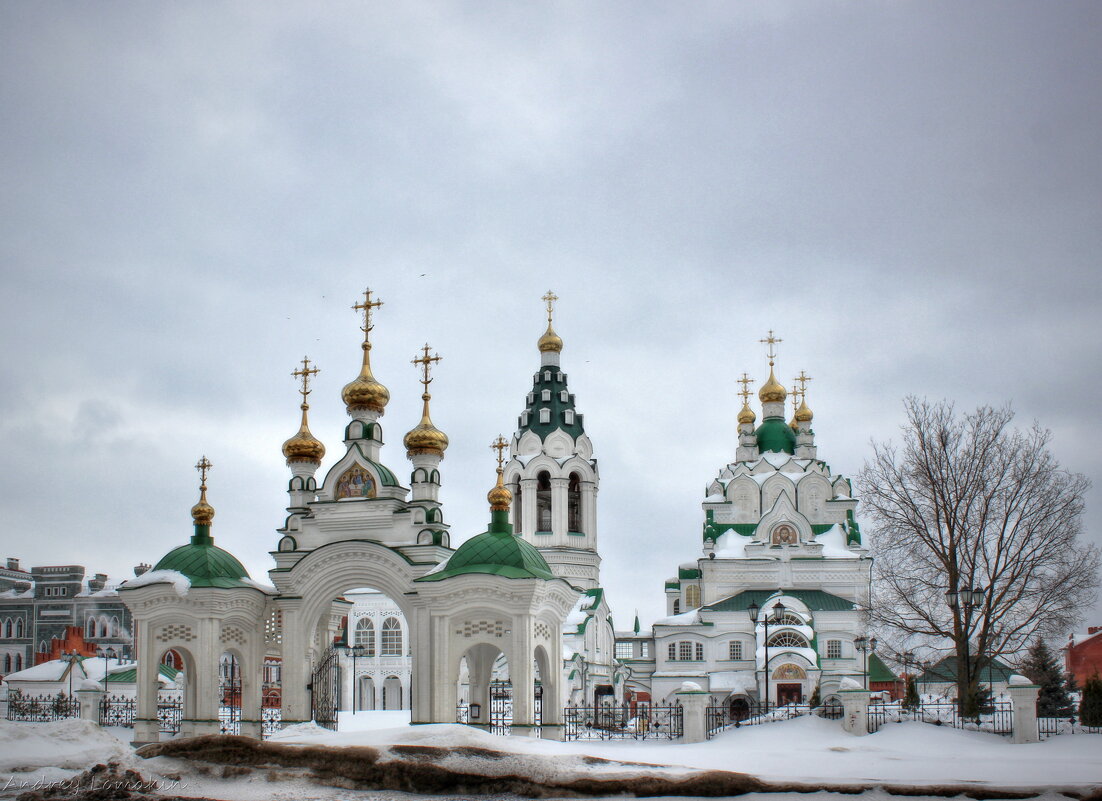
{"left": 560, "top": 390, "right": 569, "bottom": 402}
{"left": 541, "top": 389, "right": 551, "bottom": 401}
{"left": 668, "top": 642, "right": 677, "bottom": 660}
{"left": 767, "top": 631, "right": 810, "bottom": 649}
{"left": 826, "top": 639, "right": 842, "bottom": 659}
{"left": 678, "top": 641, "right": 692, "bottom": 661}
{"left": 695, "top": 642, "right": 704, "bottom": 660}
{"left": 564, "top": 410, "right": 574, "bottom": 425}
{"left": 381, "top": 618, "right": 402, "bottom": 656}
{"left": 615, "top": 642, "right": 632, "bottom": 660}
{"left": 729, "top": 640, "right": 743, "bottom": 660}
{"left": 641, "top": 642, "right": 651, "bottom": 658}
{"left": 539, "top": 408, "right": 550, "bottom": 424}
{"left": 355, "top": 618, "right": 375, "bottom": 655}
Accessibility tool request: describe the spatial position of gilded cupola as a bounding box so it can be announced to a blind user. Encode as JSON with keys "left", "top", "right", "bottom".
{"left": 341, "top": 289, "right": 391, "bottom": 415}
{"left": 403, "top": 344, "right": 449, "bottom": 458}
{"left": 486, "top": 435, "right": 513, "bottom": 511}
{"left": 793, "top": 370, "right": 813, "bottom": 423}
{"left": 537, "top": 289, "right": 564, "bottom": 354}
{"left": 282, "top": 357, "right": 327, "bottom": 464}
{"left": 190, "top": 456, "right": 215, "bottom": 528}
{"left": 757, "top": 330, "right": 787, "bottom": 404}
{"left": 736, "top": 373, "right": 756, "bottom": 425}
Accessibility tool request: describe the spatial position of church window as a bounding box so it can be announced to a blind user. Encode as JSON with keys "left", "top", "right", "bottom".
{"left": 537, "top": 472, "right": 552, "bottom": 531}
{"left": 560, "top": 390, "right": 569, "bottom": 402}
{"left": 568, "top": 474, "right": 582, "bottom": 532}
{"left": 826, "top": 639, "right": 842, "bottom": 659}
{"left": 672, "top": 599, "right": 680, "bottom": 615}
{"left": 527, "top": 392, "right": 534, "bottom": 404}
{"left": 539, "top": 409, "right": 550, "bottom": 424}
{"left": 543, "top": 371, "right": 552, "bottom": 381}
{"left": 110, "top": 617, "right": 120, "bottom": 637}
{"left": 355, "top": 618, "right": 375, "bottom": 655}
{"left": 695, "top": 642, "right": 704, "bottom": 661}
{"left": 381, "top": 618, "right": 402, "bottom": 656}
{"left": 514, "top": 484, "right": 523, "bottom": 534}
{"left": 564, "top": 410, "right": 574, "bottom": 425}
{"left": 641, "top": 642, "right": 650, "bottom": 658}
{"left": 2, "top": 619, "right": 10, "bottom": 638}
{"left": 777, "top": 613, "right": 805, "bottom": 626}
{"left": 15, "top": 619, "right": 23, "bottom": 638}
{"left": 615, "top": 642, "right": 632, "bottom": 660}
{"left": 556, "top": 372, "right": 563, "bottom": 381}
{"left": 520, "top": 411, "right": 529, "bottom": 427}
{"left": 729, "top": 641, "right": 743, "bottom": 660}
{"left": 541, "top": 389, "right": 551, "bottom": 401}
{"left": 14, "top": 654, "right": 21, "bottom": 671}
{"left": 668, "top": 642, "right": 677, "bottom": 660}
{"left": 685, "top": 585, "right": 701, "bottom": 609}
{"left": 86, "top": 618, "right": 96, "bottom": 638}
{"left": 3, "top": 653, "right": 9, "bottom": 672}
{"left": 678, "top": 641, "right": 692, "bottom": 661}
{"left": 767, "top": 631, "right": 809, "bottom": 649}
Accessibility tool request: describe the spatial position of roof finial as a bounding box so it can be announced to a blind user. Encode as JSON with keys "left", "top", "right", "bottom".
{"left": 757, "top": 331, "right": 786, "bottom": 404}
{"left": 487, "top": 435, "right": 512, "bottom": 511}
{"left": 760, "top": 329, "right": 782, "bottom": 367}
{"left": 538, "top": 290, "right": 564, "bottom": 354}
{"left": 794, "top": 370, "right": 814, "bottom": 424}
{"left": 284, "top": 357, "right": 326, "bottom": 463}
{"left": 404, "top": 344, "right": 448, "bottom": 457}
{"left": 342, "top": 288, "right": 391, "bottom": 414}
{"left": 191, "top": 456, "right": 215, "bottom": 530}
{"left": 737, "top": 372, "right": 756, "bottom": 425}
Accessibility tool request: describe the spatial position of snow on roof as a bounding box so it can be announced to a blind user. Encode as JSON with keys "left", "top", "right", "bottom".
{"left": 240, "top": 577, "right": 277, "bottom": 593}
{"left": 813, "top": 524, "right": 854, "bottom": 557}
{"left": 703, "top": 493, "right": 725, "bottom": 503}
{"left": 708, "top": 670, "right": 757, "bottom": 694}
{"left": 120, "top": 569, "right": 190, "bottom": 596}
{"left": 712, "top": 532, "right": 750, "bottom": 559}
{"left": 653, "top": 609, "right": 700, "bottom": 626}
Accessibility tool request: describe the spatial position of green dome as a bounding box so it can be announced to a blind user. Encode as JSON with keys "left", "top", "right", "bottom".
{"left": 756, "top": 417, "right": 797, "bottom": 454}
{"left": 153, "top": 526, "right": 251, "bottom": 589}
{"left": 417, "top": 512, "right": 556, "bottom": 582}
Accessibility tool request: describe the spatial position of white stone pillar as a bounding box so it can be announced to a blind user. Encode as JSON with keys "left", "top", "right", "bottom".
{"left": 76, "top": 683, "right": 104, "bottom": 723}
{"left": 840, "top": 688, "right": 871, "bottom": 735}
{"left": 675, "top": 682, "right": 709, "bottom": 743}
{"left": 520, "top": 478, "right": 537, "bottom": 540}
{"left": 550, "top": 478, "right": 569, "bottom": 540}
{"left": 1007, "top": 679, "right": 1041, "bottom": 744}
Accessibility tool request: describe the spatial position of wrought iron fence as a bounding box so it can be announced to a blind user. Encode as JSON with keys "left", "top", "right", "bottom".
{"left": 261, "top": 706, "right": 283, "bottom": 739}
{"left": 1038, "top": 715, "right": 1102, "bottom": 738}
{"left": 158, "top": 697, "right": 183, "bottom": 734}
{"left": 99, "top": 695, "right": 135, "bottom": 727}
{"left": 705, "top": 701, "right": 818, "bottom": 738}
{"left": 867, "top": 700, "right": 1013, "bottom": 736}
{"left": 5, "top": 692, "right": 80, "bottom": 722}
{"left": 310, "top": 645, "right": 341, "bottom": 731}
{"left": 563, "top": 704, "right": 683, "bottom": 740}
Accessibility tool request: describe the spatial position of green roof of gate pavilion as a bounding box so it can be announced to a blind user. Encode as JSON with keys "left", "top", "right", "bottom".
{"left": 416, "top": 511, "right": 556, "bottom": 582}
{"left": 153, "top": 525, "right": 251, "bottom": 589}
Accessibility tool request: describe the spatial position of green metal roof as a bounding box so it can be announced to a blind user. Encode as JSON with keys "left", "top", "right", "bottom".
{"left": 915, "top": 655, "right": 1015, "bottom": 684}
{"left": 868, "top": 652, "right": 898, "bottom": 683}
{"left": 106, "top": 664, "right": 179, "bottom": 684}
{"left": 516, "top": 363, "right": 585, "bottom": 441}
{"left": 152, "top": 526, "right": 251, "bottom": 589}
{"left": 416, "top": 512, "right": 556, "bottom": 582}
{"left": 755, "top": 417, "right": 796, "bottom": 454}
{"left": 678, "top": 566, "right": 701, "bottom": 580}
{"left": 704, "top": 588, "right": 856, "bottom": 613}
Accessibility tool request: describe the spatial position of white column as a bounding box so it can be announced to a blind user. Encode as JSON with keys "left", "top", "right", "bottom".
{"left": 550, "top": 478, "right": 569, "bottom": 540}
{"left": 840, "top": 689, "right": 871, "bottom": 735}
{"left": 675, "top": 682, "right": 709, "bottom": 743}
{"left": 1008, "top": 681, "right": 1041, "bottom": 744}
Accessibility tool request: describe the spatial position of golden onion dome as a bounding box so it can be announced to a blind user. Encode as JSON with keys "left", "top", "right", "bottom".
{"left": 404, "top": 394, "right": 449, "bottom": 457}
{"left": 283, "top": 405, "right": 326, "bottom": 463}
{"left": 758, "top": 366, "right": 787, "bottom": 404}
{"left": 191, "top": 487, "right": 215, "bottom": 527}
{"left": 795, "top": 398, "right": 813, "bottom": 423}
{"left": 789, "top": 417, "right": 799, "bottom": 432}
{"left": 342, "top": 343, "right": 390, "bottom": 414}
{"left": 537, "top": 323, "right": 563, "bottom": 353}
{"left": 487, "top": 468, "right": 513, "bottom": 511}
{"left": 737, "top": 401, "right": 757, "bottom": 425}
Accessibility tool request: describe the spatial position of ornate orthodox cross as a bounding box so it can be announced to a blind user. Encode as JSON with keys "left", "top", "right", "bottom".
{"left": 737, "top": 372, "right": 754, "bottom": 404}
{"left": 195, "top": 455, "right": 212, "bottom": 487}
{"left": 352, "top": 288, "right": 384, "bottom": 337}
{"left": 411, "top": 344, "right": 442, "bottom": 391}
{"left": 292, "top": 356, "right": 320, "bottom": 402}
{"left": 542, "top": 290, "right": 558, "bottom": 324}
{"left": 795, "top": 370, "right": 813, "bottom": 395}
{"left": 760, "top": 330, "right": 782, "bottom": 365}
{"left": 491, "top": 435, "right": 509, "bottom": 470}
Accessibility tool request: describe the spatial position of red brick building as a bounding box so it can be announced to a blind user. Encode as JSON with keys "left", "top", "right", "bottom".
{"left": 1066, "top": 626, "right": 1102, "bottom": 686}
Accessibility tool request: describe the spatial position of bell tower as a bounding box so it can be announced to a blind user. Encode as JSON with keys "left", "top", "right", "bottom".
{"left": 504, "top": 292, "right": 601, "bottom": 590}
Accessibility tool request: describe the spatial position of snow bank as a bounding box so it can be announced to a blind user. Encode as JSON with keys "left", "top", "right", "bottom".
{"left": 0, "top": 719, "right": 137, "bottom": 786}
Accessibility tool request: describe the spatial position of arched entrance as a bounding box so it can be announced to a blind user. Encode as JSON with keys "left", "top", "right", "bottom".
{"left": 772, "top": 663, "right": 807, "bottom": 706}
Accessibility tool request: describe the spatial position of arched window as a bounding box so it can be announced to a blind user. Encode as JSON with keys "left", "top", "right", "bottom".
{"left": 536, "top": 472, "right": 552, "bottom": 532}
{"left": 86, "top": 618, "right": 96, "bottom": 638}
{"left": 110, "top": 617, "right": 120, "bottom": 637}
{"left": 14, "top": 653, "right": 21, "bottom": 671}
{"left": 568, "top": 473, "right": 582, "bottom": 533}
{"left": 777, "top": 613, "right": 805, "bottom": 626}
{"left": 672, "top": 599, "right": 680, "bottom": 615}
{"left": 514, "top": 483, "right": 523, "bottom": 534}
{"left": 3, "top": 653, "right": 10, "bottom": 672}
{"left": 99, "top": 616, "right": 109, "bottom": 638}
{"left": 381, "top": 618, "right": 402, "bottom": 657}
{"left": 15, "top": 619, "right": 23, "bottom": 638}
{"left": 2, "top": 619, "right": 11, "bottom": 638}
{"left": 355, "top": 618, "right": 375, "bottom": 655}
{"left": 685, "top": 585, "right": 701, "bottom": 610}
{"left": 767, "top": 631, "right": 810, "bottom": 649}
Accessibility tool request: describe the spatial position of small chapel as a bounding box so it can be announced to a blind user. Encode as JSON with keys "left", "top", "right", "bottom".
{"left": 118, "top": 290, "right": 616, "bottom": 741}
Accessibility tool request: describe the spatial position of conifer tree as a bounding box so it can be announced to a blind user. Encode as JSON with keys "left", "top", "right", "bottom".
{"left": 809, "top": 682, "right": 821, "bottom": 709}
{"left": 902, "top": 674, "right": 920, "bottom": 710}
{"left": 1020, "top": 638, "right": 1075, "bottom": 717}
{"left": 1080, "top": 672, "right": 1102, "bottom": 727}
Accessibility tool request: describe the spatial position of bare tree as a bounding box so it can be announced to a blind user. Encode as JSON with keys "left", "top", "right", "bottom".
{"left": 859, "top": 398, "right": 1099, "bottom": 716}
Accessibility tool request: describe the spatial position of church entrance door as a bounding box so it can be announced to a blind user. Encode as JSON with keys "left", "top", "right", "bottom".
{"left": 776, "top": 683, "right": 802, "bottom": 706}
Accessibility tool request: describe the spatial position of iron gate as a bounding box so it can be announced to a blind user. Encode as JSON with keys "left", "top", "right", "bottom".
{"left": 310, "top": 645, "right": 341, "bottom": 731}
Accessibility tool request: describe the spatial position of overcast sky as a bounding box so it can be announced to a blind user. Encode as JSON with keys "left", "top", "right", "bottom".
{"left": 2, "top": 2, "right": 1099, "bottom": 636}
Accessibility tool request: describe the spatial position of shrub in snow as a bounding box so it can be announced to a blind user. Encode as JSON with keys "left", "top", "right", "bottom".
{"left": 1019, "top": 638, "right": 1075, "bottom": 718}
{"left": 1079, "top": 671, "right": 1102, "bottom": 727}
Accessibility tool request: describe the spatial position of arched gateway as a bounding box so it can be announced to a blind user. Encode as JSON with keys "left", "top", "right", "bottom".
{"left": 120, "top": 291, "right": 579, "bottom": 741}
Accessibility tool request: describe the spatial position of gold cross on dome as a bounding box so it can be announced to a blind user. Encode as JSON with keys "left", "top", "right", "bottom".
{"left": 760, "top": 330, "right": 782, "bottom": 365}
{"left": 795, "top": 370, "right": 813, "bottom": 394}
{"left": 292, "top": 356, "right": 320, "bottom": 401}
{"left": 542, "top": 290, "right": 558, "bottom": 324}
{"left": 411, "top": 343, "right": 442, "bottom": 391}
{"left": 352, "top": 288, "right": 384, "bottom": 336}
{"left": 737, "top": 372, "right": 754, "bottom": 404}
{"left": 791, "top": 383, "right": 802, "bottom": 412}
{"left": 490, "top": 435, "right": 509, "bottom": 470}
{"left": 195, "top": 456, "right": 212, "bottom": 487}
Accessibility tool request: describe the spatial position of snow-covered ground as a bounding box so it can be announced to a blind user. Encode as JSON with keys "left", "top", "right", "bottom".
{"left": 1, "top": 713, "right": 1098, "bottom": 800}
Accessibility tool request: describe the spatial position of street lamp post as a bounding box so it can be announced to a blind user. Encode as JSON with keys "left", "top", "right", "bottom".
{"left": 96, "top": 646, "right": 116, "bottom": 692}
{"left": 854, "top": 635, "right": 877, "bottom": 690}
{"left": 946, "top": 584, "right": 987, "bottom": 718}
{"left": 902, "top": 650, "right": 915, "bottom": 705}
{"left": 921, "top": 660, "right": 931, "bottom": 700}
{"left": 60, "top": 650, "right": 81, "bottom": 700}
{"left": 748, "top": 600, "right": 786, "bottom": 713}
{"left": 350, "top": 645, "right": 366, "bottom": 711}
